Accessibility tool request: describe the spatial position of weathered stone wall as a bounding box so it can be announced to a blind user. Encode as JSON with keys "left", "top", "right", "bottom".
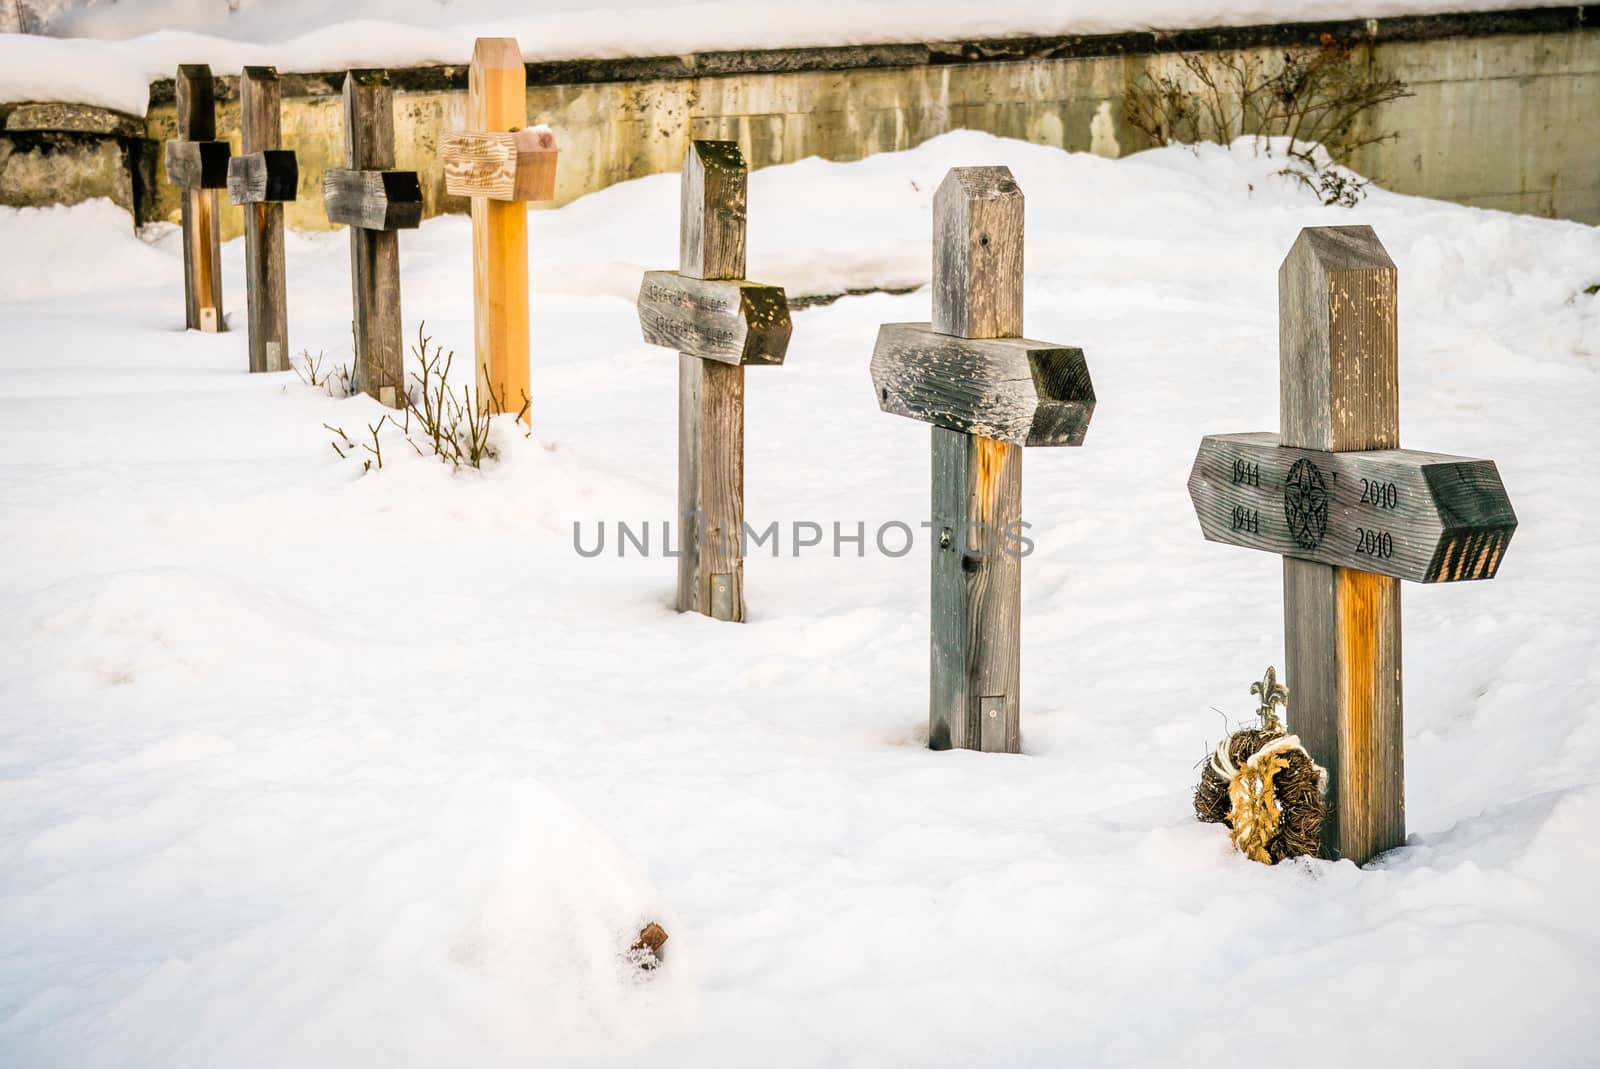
{"left": 5, "top": 7, "right": 1594, "bottom": 232}
{"left": 0, "top": 102, "right": 152, "bottom": 217}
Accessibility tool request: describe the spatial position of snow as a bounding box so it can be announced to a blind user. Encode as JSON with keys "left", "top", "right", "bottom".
{"left": 1, "top": 132, "right": 1599, "bottom": 1066}
{"left": 0, "top": 0, "right": 1547, "bottom": 115}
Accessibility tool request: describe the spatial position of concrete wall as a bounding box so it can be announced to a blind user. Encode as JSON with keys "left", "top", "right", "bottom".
{"left": 5, "top": 7, "right": 1595, "bottom": 233}
{"left": 1359, "top": 25, "right": 1597, "bottom": 219}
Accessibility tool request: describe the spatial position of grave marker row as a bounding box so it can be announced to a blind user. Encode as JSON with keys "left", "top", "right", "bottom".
{"left": 156, "top": 49, "right": 1520, "bottom": 867}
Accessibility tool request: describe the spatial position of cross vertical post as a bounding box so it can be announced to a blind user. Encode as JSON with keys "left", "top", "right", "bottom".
{"left": 470, "top": 38, "right": 529, "bottom": 420}
{"left": 228, "top": 66, "right": 296, "bottom": 373}
{"left": 324, "top": 70, "right": 423, "bottom": 408}
{"left": 1280, "top": 226, "right": 1404, "bottom": 862}
{"left": 165, "top": 64, "right": 229, "bottom": 332}
{"left": 871, "top": 167, "right": 1095, "bottom": 753}
{"left": 678, "top": 144, "right": 746, "bottom": 621}
{"left": 635, "top": 141, "right": 792, "bottom": 622}
{"left": 440, "top": 37, "right": 561, "bottom": 424}
{"left": 1186, "top": 225, "right": 1519, "bottom": 865}
{"left": 931, "top": 170, "right": 1025, "bottom": 753}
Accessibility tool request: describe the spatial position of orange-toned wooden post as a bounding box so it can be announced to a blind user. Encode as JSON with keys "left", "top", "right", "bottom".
{"left": 441, "top": 38, "right": 559, "bottom": 424}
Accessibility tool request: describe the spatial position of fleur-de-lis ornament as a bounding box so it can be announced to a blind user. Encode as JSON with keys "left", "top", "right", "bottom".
{"left": 1250, "top": 666, "right": 1289, "bottom": 733}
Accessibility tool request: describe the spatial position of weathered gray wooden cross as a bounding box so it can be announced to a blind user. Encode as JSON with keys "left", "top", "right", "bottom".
{"left": 227, "top": 66, "right": 297, "bottom": 373}
{"left": 1186, "top": 224, "right": 1518, "bottom": 865}
{"left": 164, "top": 65, "right": 230, "bottom": 332}
{"left": 322, "top": 70, "right": 424, "bottom": 407}
{"left": 871, "top": 167, "right": 1095, "bottom": 752}
{"left": 636, "top": 141, "right": 793, "bottom": 622}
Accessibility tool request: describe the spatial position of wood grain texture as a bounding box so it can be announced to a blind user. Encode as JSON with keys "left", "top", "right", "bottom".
{"left": 442, "top": 129, "right": 559, "bottom": 202}
{"left": 171, "top": 65, "right": 225, "bottom": 332}
{"left": 164, "top": 140, "right": 231, "bottom": 189}
{"left": 1280, "top": 225, "right": 1398, "bottom": 453}
{"left": 175, "top": 64, "right": 215, "bottom": 141}
{"left": 1279, "top": 224, "right": 1402, "bottom": 865}
{"left": 930, "top": 427, "right": 1022, "bottom": 752}
{"left": 679, "top": 141, "right": 746, "bottom": 281}
{"left": 239, "top": 67, "right": 281, "bottom": 152}
{"left": 467, "top": 38, "right": 532, "bottom": 422}
{"left": 931, "top": 167, "right": 1023, "bottom": 340}
{"left": 322, "top": 168, "right": 424, "bottom": 231}
{"left": 637, "top": 272, "right": 791, "bottom": 366}
{"left": 677, "top": 356, "right": 745, "bottom": 620}
{"left": 343, "top": 69, "right": 395, "bottom": 170}
{"left": 1334, "top": 567, "right": 1404, "bottom": 864}
{"left": 871, "top": 322, "right": 1092, "bottom": 446}
{"left": 241, "top": 203, "right": 288, "bottom": 371}
{"left": 227, "top": 151, "right": 298, "bottom": 204}
{"left": 1187, "top": 432, "right": 1516, "bottom": 582}
{"left": 340, "top": 71, "right": 406, "bottom": 407}
{"left": 181, "top": 187, "right": 224, "bottom": 332}
{"left": 237, "top": 67, "right": 289, "bottom": 374}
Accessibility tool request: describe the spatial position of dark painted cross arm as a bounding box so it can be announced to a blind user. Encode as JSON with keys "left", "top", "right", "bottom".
{"left": 165, "top": 140, "right": 231, "bottom": 189}
{"left": 322, "top": 169, "right": 424, "bottom": 231}
{"left": 228, "top": 151, "right": 298, "bottom": 204}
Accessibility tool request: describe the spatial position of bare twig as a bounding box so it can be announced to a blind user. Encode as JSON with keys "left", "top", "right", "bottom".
{"left": 1123, "top": 34, "right": 1412, "bottom": 206}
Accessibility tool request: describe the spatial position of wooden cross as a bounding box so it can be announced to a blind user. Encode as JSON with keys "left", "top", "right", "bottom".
{"left": 1186, "top": 224, "right": 1518, "bottom": 865}
{"left": 322, "top": 70, "right": 423, "bottom": 408}
{"left": 226, "top": 66, "right": 296, "bottom": 373}
{"left": 871, "top": 167, "right": 1095, "bottom": 752}
{"left": 636, "top": 141, "right": 792, "bottom": 621}
{"left": 439, "top": 37, "right": 560, "bottom": 424}
{"left": 164, "top": 65, "right": 230, "bottom": 333}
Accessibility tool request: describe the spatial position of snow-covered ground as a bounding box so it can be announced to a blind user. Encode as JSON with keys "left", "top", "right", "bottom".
{"left": 1, "top": 133, "right": 1598, "bottom": 1067}
{"left": 0, "top": 0, "right": 1548, "bottom": 114}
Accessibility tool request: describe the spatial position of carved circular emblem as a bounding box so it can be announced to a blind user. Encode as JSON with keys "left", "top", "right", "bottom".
{"left": 1283, "top": 458, "right": 1329, "bottom": 550}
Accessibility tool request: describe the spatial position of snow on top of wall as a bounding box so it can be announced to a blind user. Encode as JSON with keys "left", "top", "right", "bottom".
{"left": 1, "top": 0, "right": 1537, "bottom": 117}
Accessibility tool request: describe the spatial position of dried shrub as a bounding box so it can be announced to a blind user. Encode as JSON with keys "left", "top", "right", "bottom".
{"left": 400, "top": 324, "right": 529, "bottom": 470}
{"left": 324, "top": 324, "right": 531, "bottom": 475}
{"left": 1126, "top": 33, "right": 1413, "bottom": 205}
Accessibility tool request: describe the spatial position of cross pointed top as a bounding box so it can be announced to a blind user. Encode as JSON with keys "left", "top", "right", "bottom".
{"left": 1279, "top": 224, "right": 1399, "bottom": 452}
{"left": 1282, "top": 225, "right": 1395, "bottom": 275}
{"left": 680, "top": 141, "right": 747, "bottom": 281}
{"left": 471, "top": 36, "right": 522, "bottom": 73}
{"left": 174, "top": 64, "right": 216, "bottom": 141}
{"left": 933, "top": 165, "right": 1023, "bottom": 340}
